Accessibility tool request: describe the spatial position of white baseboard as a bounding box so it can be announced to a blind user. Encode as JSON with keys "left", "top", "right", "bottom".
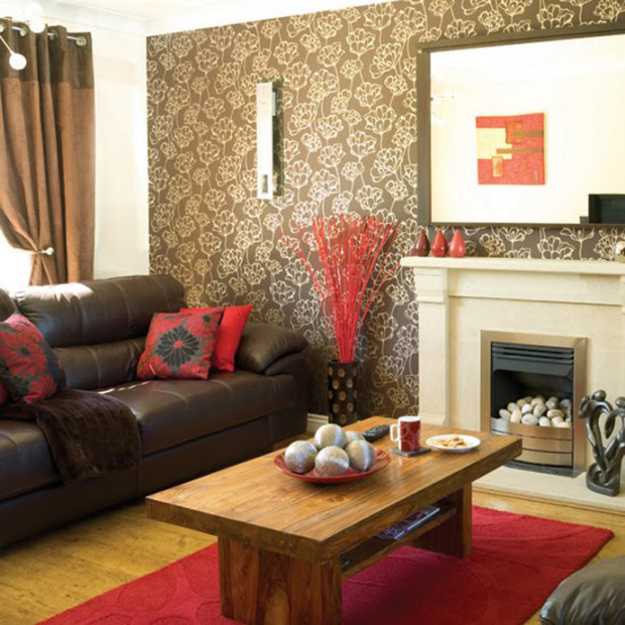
{"left": 306, "top": 413, "right": 329, "bottom": 434}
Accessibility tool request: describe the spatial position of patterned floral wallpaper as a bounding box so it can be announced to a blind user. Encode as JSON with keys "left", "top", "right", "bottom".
{"left": 147, "top": 0, "right": 625, "bottom": 418}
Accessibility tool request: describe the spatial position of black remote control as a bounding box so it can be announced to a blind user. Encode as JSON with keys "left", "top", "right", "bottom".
{"left": 363, "top": 424, "right": 390, "bottom": 442}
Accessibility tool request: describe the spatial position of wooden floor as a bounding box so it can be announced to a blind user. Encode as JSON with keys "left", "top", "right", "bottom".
{"left": 0, "top": 491, "right": 623, "bottom": 625}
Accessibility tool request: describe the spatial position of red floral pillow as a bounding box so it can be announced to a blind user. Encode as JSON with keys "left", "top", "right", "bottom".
{"left": 137, "top": 310, "right": 222, "bottom": 380}
{"left": 181, "top": 304, "right": 253, "bottom": 372}
{"left": 0, "top": 314, "right": 65, "bottom": 404}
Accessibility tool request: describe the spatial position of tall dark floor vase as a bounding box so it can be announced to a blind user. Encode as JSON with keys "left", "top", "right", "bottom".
{"left": 328, "top": 360, "right": 358, "bottom": 426}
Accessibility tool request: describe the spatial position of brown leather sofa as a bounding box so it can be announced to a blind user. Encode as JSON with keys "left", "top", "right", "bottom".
{"left": 0, "top": 275, "right": 309, "bottom": 547}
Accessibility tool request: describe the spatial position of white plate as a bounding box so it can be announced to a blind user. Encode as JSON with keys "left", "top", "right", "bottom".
{"left": 426, "top": 434, "right": 481, "bottom": 453}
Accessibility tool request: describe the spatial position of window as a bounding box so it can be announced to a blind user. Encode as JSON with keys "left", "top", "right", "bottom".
{"left": 0, "top": 229, "right": 31, "bottom": 292}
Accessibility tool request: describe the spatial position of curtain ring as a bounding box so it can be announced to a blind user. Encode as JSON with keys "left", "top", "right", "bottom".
{"left": 35, "top": 247, "right": 55, "bottom": 256}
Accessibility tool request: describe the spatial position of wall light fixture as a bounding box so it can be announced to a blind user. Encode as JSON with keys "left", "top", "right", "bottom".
{"left": 256, "top": 81, "right": 277, "bottom": 200}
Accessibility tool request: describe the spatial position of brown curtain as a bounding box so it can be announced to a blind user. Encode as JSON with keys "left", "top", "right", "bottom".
{"left": 0, "top": 20, "right": 94, "bottom": 285}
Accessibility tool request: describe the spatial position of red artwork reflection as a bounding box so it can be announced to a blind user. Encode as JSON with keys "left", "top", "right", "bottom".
{"left": 476, "top": 113, "right": 545, "bottom": 185}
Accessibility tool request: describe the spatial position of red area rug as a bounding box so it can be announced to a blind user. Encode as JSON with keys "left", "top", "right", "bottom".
{"left": 41, "top": 507, "right": 612, "bottom": 625}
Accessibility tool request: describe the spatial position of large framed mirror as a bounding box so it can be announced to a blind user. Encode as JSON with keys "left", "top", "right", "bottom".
{"left": 417, "top": 25, "right": 625, "bottom": 227}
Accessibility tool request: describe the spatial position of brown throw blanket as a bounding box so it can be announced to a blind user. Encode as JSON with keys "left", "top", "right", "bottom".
{"left": 4, "top": 390, "right": 141, "bottom": 481}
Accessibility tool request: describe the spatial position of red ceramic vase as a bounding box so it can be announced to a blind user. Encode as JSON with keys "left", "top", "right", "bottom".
{"left": 430, "top": 230, "right": 448, "bottom": 257}
{"left": 415, "top": 229, "right": 430, "bottom": 257}
{"left": 449, "top": 229, "right": 466, "bottom": 258}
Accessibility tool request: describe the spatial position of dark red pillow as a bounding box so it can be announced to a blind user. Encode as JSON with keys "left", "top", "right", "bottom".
{"left": 181, "top": 304, "right": 253, "bottom": 372}
{"left": 137, "top": 310, "right": 222, "bottom": 380}
{"left": 0, "top": 383, "right": 7, "bottom": 406}
{"left": 0, "top": 314, "right": 65, "bottom": 404}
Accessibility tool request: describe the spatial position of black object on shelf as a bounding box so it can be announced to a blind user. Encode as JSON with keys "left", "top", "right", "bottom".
{"left": 376, "top": 506, "right": 442, "bottom": 541}
{"left": 588, "top": 194, "right": 625, "bottom": 224}
{"left": 363, "top": 424, "right": 390, "bottom": 442}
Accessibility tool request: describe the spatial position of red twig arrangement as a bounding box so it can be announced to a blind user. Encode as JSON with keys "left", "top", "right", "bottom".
{"left": 297, "top": 215, "right": 399, "bottom": 364}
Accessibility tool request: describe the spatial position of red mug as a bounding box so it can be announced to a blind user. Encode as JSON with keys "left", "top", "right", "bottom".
{"left": 390, "top": 416, "right": 421, "bottom": 453}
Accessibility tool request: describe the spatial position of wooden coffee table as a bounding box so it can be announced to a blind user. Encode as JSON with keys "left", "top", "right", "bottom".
{"left": 147, "top": 417, "right": 521, "bottom": 625}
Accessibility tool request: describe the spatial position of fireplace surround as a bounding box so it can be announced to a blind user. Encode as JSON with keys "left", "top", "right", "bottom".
{"left": 480, "top": 330, "right": 587, "bottom": 476}
{"left": 401, "top": 256, "right": 625, "bottom": 512}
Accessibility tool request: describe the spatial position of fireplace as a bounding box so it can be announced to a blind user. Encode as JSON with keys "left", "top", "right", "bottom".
{"left": 481, "top": 331, "right": 587, "bottom": 476}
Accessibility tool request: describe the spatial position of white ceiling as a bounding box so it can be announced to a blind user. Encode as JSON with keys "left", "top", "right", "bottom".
{"left": 51, "top": 0, "right": 222, "bottom": 22}
{"left": 27, "top": 0, "right": 389, "bottom": 35}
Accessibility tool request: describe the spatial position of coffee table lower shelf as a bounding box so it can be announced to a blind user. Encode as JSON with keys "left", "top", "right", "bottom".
{"left": 340, "top": 505, "right": 456, "bottom": 577}
{"left": 219, "top": 486, "right": 471, "bottom": 625}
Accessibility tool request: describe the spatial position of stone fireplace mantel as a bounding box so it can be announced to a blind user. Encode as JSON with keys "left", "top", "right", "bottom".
{"left": 401, "top": 255, "right": 625, "bottom": 511}
{"left": 402, "top": 256, "right": 625, "bottom": 277}
{"left": 401, "top": 256, "right": 625, "bottom": 429}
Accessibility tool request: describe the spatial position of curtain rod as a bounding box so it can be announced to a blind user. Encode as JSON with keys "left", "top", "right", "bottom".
{"left": 0, "top": 23, "right": 87, "bottom": 46}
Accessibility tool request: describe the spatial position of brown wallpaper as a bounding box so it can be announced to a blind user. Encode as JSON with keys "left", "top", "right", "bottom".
{"left": 147, "top": 1, "right": 625, "bottom": 418}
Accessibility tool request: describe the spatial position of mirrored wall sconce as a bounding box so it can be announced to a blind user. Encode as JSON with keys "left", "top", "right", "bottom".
{"left": 256, "top": 81, "right": 278, "bottom": 200}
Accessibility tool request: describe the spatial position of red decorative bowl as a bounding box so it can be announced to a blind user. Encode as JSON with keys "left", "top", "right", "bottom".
{"left": 274, "top": 448, "right": 391, "bottom": 484}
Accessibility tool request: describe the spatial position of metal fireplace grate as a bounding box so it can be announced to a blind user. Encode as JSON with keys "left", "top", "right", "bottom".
{"left": 492, "top": 343, "right": 574, "bottom": 367}
{"left": 492, "top": 344, "right": 574, "bottom": 388}
{"left": 481, "top": 331, "right": 587, "bottom": 477}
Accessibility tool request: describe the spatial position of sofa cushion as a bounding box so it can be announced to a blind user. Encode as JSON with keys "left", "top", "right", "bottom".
{"left": 181, "top": 304, "right": 253, "bottom": 373}
{"left": 55, "top": 338, "right": 145, "bottom": 390}
{"left": 102, "top": 371, "right": 296, "bottom": 455}
{"left": 14, "top": 275, "right": 184, "bottom": 348}
{"left": 540, "top": 557, "right": 625, "bottom": 625}
{"left": 0, "top": 314, "right": 65, "bottom": 403}
{"left": 0, "top": 288, "right": 16, "bottom": 322}
{"left": 0, "top": 419, "right": 58, "bottom": 499}
{"left": 237, "top": 322, "right": 308, "bottom": 373}
{"left": 137, "top": 310, "right": 222, "bottom": 381}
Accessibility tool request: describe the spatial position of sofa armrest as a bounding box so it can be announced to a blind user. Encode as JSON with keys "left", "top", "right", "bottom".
{"left": 266, "top": 351, "right": 311, "bottom": 440}
{"left": 0, "top": 288, "right": 16, "bottom": 321}
{"left": 236, "top": 322, "right": 308, "bottom": 374}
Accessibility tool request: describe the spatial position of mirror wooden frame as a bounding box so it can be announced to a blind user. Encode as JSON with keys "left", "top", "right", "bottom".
{"left": 417, "top": 23, "right": 625, "bottom": 229}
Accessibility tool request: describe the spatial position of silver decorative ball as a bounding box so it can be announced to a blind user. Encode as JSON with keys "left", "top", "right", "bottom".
{"left": 284, "top": 440, "right": 317, "bottom": 474}
{"left": 314, "top": 446, "right": 350, "bottom": 476}
{"left": 314, "top": 424, "right": 347, "bottom": 449}
{"left": 344, "top": 431, "right": 364, "bottom": 446}
{"left": 346, "top": 440, "right": 376, "bottom": 472}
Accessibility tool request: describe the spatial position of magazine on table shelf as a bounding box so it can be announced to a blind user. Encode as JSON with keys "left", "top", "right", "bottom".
{"left": 376, "top": 506, "right": 441, "bottom": 541}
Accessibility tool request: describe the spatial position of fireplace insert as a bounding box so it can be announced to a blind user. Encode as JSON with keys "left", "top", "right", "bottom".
{"left": 481, "top": 331, "right": 587, "bottom": 476}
